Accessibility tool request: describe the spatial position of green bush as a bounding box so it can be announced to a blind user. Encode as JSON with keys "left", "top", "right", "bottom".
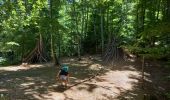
{"left": 166, "top": 92, "right": 170, "bottom": 99}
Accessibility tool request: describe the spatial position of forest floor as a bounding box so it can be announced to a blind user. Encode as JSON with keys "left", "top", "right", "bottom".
{"left": 0, "top": 55, "right": 169, "bottom": 100}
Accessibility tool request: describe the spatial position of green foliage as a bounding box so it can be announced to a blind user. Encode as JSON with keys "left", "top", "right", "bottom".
{"left": 0, "top": 59, "right": 9, "bottom": 66}
{"left": 0, "top": 0, "right": 170, "bottom": 64}
{"left": 0, "top": 93, "right": 9, "bottom": 100}
{"left": 122, "top": 20, "right": 170, "bottom": 59}
{"left": 124, "top": 45, "right": 169, "bottom": 58}
{"left": 0, "top": 57, "right": 7, "bottom": 66}
{"left": 139, "top": 22, "right": 170, "bottom": 40}
{"left": 166, "top": 92, "right": 170, "bottom": 99}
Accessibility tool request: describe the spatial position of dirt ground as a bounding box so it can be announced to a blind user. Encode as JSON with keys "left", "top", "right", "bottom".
{"left": 0, "top": 55, "right": 169, "bottom": 100}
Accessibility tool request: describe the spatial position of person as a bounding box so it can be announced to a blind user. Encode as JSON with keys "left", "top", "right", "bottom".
{"left": 57, "top": 64, "right": 69, "bottom": 87}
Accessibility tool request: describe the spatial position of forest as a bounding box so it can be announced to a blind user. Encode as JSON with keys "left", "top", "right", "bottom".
{"left": 0, "top": 0, "right": 170, "bottom": 100}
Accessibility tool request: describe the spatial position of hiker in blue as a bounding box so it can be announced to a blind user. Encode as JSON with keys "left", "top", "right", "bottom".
{"left": 57, "top": 64, "right": 69, "bottom": 87}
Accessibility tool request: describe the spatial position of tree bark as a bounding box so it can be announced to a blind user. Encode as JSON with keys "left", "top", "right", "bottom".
{"left": 167, "top": 0, "right": 170, "bottom": 21}
{"left": 100, "top": 7, "right": 104, "bottom": 54}
{"left": 156, "top": 0, "right": 161, "bottom": 21}
{"left": 142, "top": 56, "right": 145, "bottom": 89}
{"left": 93, "top": 8, "right": 98, "bottom": 53}
{"left": 141, "top": 0, "right": 146, "bottom": 31}
{"left": 84, "top": 0, "right": 89, "bottom": 38}
{"left": 106, "top": 1, "right": 111, "bottom": 44}
{"left": 73, "top": 0, "right": 81, "bottom": 60}
{"left": 50, "top": 0, "right": 56, "bottom": 64}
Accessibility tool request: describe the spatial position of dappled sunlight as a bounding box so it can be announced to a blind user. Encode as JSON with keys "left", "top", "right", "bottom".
{"left": 69, "top": 76, "right": 82, "bottom": 83}
{"left": 97, "top": 70, "right": 140, "bottom": 90}
{"left": 42, "top": 68, "right": 141, "bottom": 100}
{"left": 0, "top": 56, "right": 151, "bottom": 100}
{"left": 25, "top": 77, "right": 35, "bottom": 81}
{"left": 63, "top": 55, "right": 102, "bottom": 68}
{"left": 44, "top": 70, "right": 141, "bottom": 100}
{"left": 69, "top": 63, "right": 90, "bottom": 67}
{"left": 0, "top": 64, "right": 45, "bottom": 72}
{"left": 123, "top": 65, "right": 137, "bottom": 71}
{"left": 0, "top": 66, "right": 28, "bottom": 71}
{"left": 89, "top": 64, "right": 103, "bottom": 71}
{"left": 142, "top": 72, "right": 152, "bottom": 83}
{"left": 21, "top": 82, "right": 35, "bottom": 87}
{"left": 79, "top": 60, "right": 93, "bottom": 64}
{"left": 0, "top": 56, "right": 105, "bottom": 99}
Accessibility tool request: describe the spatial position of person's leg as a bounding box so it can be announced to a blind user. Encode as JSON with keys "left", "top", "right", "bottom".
{"left": 67, "top": 74, "right": 69, "bottom": 84}
{"left": 63, "top": 80, "right": 67, "bottom": 87}
{"left": 59, "top": 75, "right": 65, "bottom": 86}
{"left": 63, "top": 76, "right": 68, "bottom": 87}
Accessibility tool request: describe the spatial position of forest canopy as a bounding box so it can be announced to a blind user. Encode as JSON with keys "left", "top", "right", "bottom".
{"left": 0, "top": 0, "right": 170, "bottom": 65}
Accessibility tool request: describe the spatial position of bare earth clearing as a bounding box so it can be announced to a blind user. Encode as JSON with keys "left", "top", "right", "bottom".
{"left": 0, "top": 55, "right": 168, "bottom": 100}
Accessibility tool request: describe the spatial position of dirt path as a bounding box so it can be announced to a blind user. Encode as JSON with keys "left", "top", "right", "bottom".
{"left": 47, "top": 70, "right": 141, "bottom": 100}
{"left": 0, "top": 56, "right": 155, "bottom": 100}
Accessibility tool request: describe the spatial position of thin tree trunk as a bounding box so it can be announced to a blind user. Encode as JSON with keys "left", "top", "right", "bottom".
{"left": 73, "top": 0, "right": 81, "bottom": 60}
{"left": 50, "top": 0, "right": 56, "bottom": 64}
{"left": 21, "top": 32, "right": 25, "bottom": 62}
{"left": 58, "top": 32, "right": 61, "bottom": 59}
{"left": 81, "top": 0, "right": 85, "bottom": 38}
{"left": 24, "top": 0, "right": 27, "bottom": 12}
{"left": 140, "top": 0, "right": 146, "bottom": 31}
{"left": 156, "top": 0, "right": 161, "bottom": 21}
{"left": 167, "top": 0, "right": 170, "bottom": 21}
{"left": 136, "top": 0, "right": 139, "bottom": 38}
{"left": 142, "top": 56, "right": 145, "bottom": 89}
{"left": 84, "top": 0, "right": 89, "bottom": 37}
{"left": 21, "top": 0, "right": 27, "bottom": 62}
{"left": 100, "top": 7, "right": 104, "bottom": 54}
{"left": 162, "top": 0, "right": 167, "bottom": 21}
{"left": 93, "top": 8, "right": 97, "bottom": 53}
{"left": 106, "top": 1, "right": 111, "bottom": 44}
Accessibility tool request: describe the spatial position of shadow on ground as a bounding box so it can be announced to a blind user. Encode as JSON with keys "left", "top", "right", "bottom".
{"left": 0, "top": 55, "right": 109, "bottom": 100}
{"left": 0, "top": 56, "right": 169, "bottom": 100}
{"left": 112, "top": 59, "right": 170, "bottom": 100}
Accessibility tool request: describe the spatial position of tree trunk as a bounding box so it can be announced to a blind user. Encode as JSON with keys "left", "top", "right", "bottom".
{"left": 50, "top": 0, "right": 56, "bottom": 64}
{"left": 84, "top": 0, "right": 89, "bottom": 38}
{"left": 81, "top": 0, "right": 85, "bottom": 38}
{"left": 106, "top": 1, "right": 111, "bottom": 44}
{"left": 167, "top": 0, "right": 170, "bottom": 21}
{"left": 137, "top": 0, "right": 146, "bottom": 33}
{"left": 142, "top": 56, "right": 145, "bottom": 89}
{"left": 100, "top": 7, "right": 104, "bottom": 54}
{"left": 156, "top": 0, "right": 161, "bottom": 21}
{"left": 21, "top": 32, "right": 25, "bottom": 62}
{"left": 136, "top": 0, "right": 139, "bottom": 35}
{"left": 73, "top": 0, "right": 81, "bottom": 60}
{"left": 58, "top": 32, "right": 61, "bottom": 59}
{"left": 93, "top": 8, "right": 98, "bottom": 53}
{"left": 141, "top": 0, "right": 146, "bottom": 31}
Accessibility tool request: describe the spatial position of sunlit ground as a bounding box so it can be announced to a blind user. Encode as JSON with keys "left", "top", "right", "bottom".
{"left": 46, "top": 70, "right": 141, "bottom": 100}
{"left": 0, "top": 55, "right": 146, "bottom": 100}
